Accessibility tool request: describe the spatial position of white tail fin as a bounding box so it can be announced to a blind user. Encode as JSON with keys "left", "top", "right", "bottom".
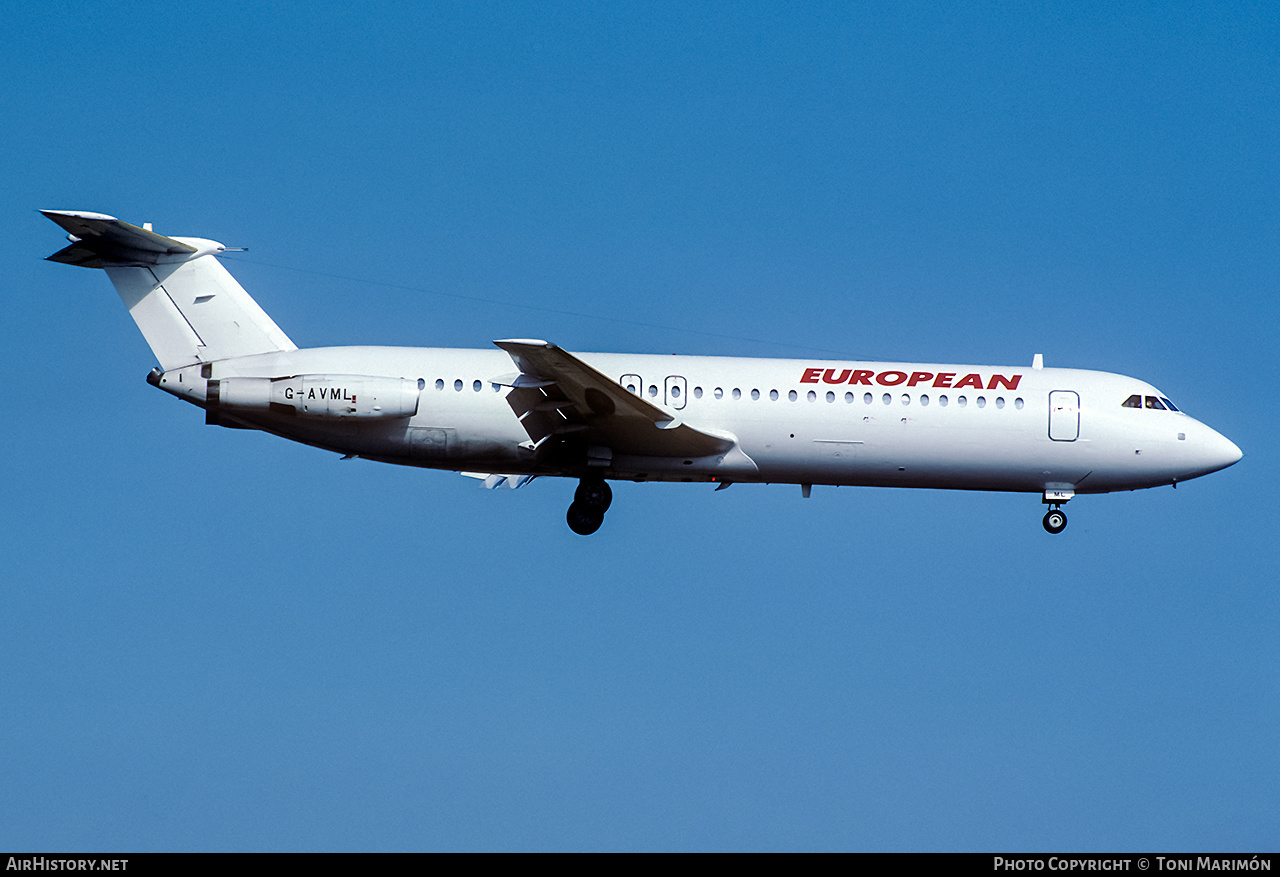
{"left": 43, "top": 210, "right": 296, "bottom": 370}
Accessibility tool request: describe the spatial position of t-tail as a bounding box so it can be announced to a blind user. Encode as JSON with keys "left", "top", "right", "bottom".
{"left": 42, "top": 210, "right": 296, "bottom": 370}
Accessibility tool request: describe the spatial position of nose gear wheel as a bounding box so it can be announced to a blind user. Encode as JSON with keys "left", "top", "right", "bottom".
{"left": 1042, "top": 507, "right": 1067, "bottom": 534}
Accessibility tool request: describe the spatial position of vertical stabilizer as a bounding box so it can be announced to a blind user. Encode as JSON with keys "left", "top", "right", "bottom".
{"left": 43, "top": 210, "right": 296, "bottom": 370}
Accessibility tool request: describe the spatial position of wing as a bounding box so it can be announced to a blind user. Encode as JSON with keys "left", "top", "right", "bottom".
{"left": 493, "top": 339, "right": 735, "bottom": 458}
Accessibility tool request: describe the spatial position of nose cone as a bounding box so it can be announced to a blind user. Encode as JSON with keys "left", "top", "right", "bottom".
{"left": 1216, "top": 431, "right": 1244, "bottom": 469}
{"left": 1192, "top": 424, "right": 1243, "bottom": 477}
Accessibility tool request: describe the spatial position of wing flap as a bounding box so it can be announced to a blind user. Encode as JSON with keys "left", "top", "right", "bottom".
{"left": 462, "top": 472, "right": 537, "bottom": 489}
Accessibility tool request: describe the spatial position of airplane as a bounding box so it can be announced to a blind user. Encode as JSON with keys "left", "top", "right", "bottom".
{"left": 41, "top": 209, "right": 1243, "bottom": 535}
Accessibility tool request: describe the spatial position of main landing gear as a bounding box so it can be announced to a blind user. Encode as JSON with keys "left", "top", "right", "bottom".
{"left": 566, "top": 478, "right": 613, "bottom": 535}
{"left": 1042, "top": 506, "right": 1068, "bottom": 534}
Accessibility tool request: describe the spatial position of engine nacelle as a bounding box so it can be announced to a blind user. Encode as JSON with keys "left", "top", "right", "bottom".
{"left": 209, "top": 375, "right": 422, "bottom": 420}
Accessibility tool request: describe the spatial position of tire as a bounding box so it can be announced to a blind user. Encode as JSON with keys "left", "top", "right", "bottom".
{"left": 574, "top": 479, "right": 613, "bottom": 513}
{"left": 567, "top": 502, "right": 604, "bottom": 535}
{"left": 1042, "top": 509, "right": 1067, "bottom": 534}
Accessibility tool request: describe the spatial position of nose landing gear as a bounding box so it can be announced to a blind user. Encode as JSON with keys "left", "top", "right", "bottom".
{"left": 1041, "top": 486, "right": 1073, "bottom": 535}
{"left": 566, "top": 478, "right": 613, "bottom": 535}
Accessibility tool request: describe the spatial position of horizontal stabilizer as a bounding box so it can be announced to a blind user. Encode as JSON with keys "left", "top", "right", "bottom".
{"left": 42, "top": 210, "right": 197, "bottom": 268}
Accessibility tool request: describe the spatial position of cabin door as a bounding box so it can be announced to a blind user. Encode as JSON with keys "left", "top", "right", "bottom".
{"left": 1048, "top": 391, "right": 1080, "bottom": 441}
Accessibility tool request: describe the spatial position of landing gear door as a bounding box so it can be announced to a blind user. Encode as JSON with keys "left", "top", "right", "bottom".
{"left": 1048, "top": 390, "right": 1080, "bottom": 441}
{"left": 664, "top": 375, "right": 688, "bottom": 410}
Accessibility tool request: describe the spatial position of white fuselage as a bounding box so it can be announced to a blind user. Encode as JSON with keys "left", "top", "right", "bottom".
{"left": 154, "top": 345, "right": 1242, "bottom": 496}
{"left": 43, "top": 209, "right": 1243, "bottom": 534}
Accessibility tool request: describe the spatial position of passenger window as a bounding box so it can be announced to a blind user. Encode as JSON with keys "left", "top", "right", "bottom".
{"left": 1145, "top": 396, "right": 1166, "bottom": 410}
{"left": 454, "top": 379, "right": 463, "bottom": 391}
{"left": 732, "top": 388, "right": 741, "bottom": 400}
{"left": 714, "top": 387, "right": 724, "bottom": 399}
{"left": 1122, "top": 394, "right": 1142, "bottom": 408}
{"left": 826, "top": 391, "right": 835, "bottom": 403}
{"left": 435, "top": 379, "right": 444, "bottom": 391}
{"left": 807, "top": 390, "right": 817, "bottom": 402}
{"left": 751, "top": 389, "right": 760, "bottom": 400}
{"left": 769, "top": 389, "right": 778, "bottom": 401}
{"left": 694, "top": 387, "right": 703, "bottom": 399}
{"left": 473, "top": 380, "right": 482, "bottom": 392}
{"left": 789, "top": 390, "right": 798, "bottom": 401}
{"left": 920, "top": 394, "right": 929, "bottom": 406}
{"left": 648, "top": 385, "right": 658, "bottom": 397}
{"left": 939, "top": 395, "right": 948, "bottom": 407}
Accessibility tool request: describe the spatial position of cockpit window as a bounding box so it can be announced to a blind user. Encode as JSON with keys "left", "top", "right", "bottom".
{"left": 1123, "top": 393, "right": 1181, "bottom": 412}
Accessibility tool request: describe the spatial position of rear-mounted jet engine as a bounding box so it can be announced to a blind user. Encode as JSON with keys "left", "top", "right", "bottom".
{"left": 206, "top": 375, "right": 422, "bottom": 420}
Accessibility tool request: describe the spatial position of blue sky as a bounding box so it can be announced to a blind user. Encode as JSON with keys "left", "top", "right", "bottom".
{"left": 2, "top": 1, "right": 1276, "bottom": 851}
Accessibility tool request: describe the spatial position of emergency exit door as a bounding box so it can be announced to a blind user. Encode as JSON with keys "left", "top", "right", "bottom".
{"left": 664, "top": 375, "right": 687, "bottom": 410}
